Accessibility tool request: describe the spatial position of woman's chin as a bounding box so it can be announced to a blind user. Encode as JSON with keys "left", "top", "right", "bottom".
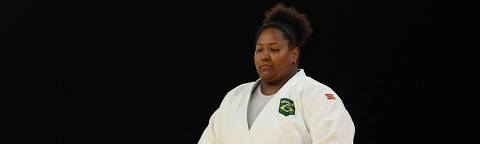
{"left": 260, "top": 73, "right": 274, "bottom": 81}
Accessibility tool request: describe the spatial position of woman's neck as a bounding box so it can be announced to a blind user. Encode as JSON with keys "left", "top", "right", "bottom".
{"left": 260, "top": 69, "right": 298, "bottom": 96}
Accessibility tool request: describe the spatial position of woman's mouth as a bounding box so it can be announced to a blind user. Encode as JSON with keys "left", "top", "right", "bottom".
{"left": 260, "top": 65, "right": 273, "bottom": 71}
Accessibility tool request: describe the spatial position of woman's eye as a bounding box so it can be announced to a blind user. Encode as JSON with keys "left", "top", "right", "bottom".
{"left": 271, "top": 48, "right": 279, "bottom": 52}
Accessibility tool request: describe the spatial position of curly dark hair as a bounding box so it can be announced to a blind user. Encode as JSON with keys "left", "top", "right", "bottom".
{"left": 260, "top": 3, "right": 314, "bottom": 48}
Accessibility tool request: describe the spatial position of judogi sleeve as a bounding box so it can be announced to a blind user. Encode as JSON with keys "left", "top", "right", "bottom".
{"left": 302, "top": 87, "right": 355, "bottom": 144}
{"left": 198, "top": 94, "right": 230, "bottom": 144}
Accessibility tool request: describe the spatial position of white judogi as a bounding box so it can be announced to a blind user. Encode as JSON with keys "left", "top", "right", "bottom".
{"left": 199, "top": 69, "right": 355, "bottom": 144}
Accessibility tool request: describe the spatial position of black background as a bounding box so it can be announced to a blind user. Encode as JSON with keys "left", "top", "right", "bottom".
{"left": 2, "top": 0, "right": 468, "bottom": 144}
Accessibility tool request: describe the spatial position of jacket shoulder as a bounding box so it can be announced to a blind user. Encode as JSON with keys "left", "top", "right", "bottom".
{"left": 220, "top": 82, "right": 256, "bottom": 105}
{"left": 227, "top": 82, "right": 255, "bottom": 96}
{"left": 299, "top": 77, "right": 342, "bottom": 101}
{"left": 302, "top": 77, "right": 334, "bottom": 92}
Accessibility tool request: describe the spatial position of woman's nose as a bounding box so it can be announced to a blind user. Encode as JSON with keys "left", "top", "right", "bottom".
{"left": 260, "top": 51, "right": 271, "bottom": 61}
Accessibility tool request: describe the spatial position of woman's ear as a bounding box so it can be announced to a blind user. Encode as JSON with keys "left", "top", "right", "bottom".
{"left": 291, "top": 47, "right": 299, "bottom": 64}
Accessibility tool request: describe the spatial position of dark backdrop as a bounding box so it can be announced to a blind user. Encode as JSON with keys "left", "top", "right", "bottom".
{"left": 3, "top": 0, "right": 466, "bottom": 144}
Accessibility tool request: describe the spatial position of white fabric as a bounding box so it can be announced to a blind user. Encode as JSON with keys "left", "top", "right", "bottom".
{"left": 199, "top": 69, "right": 355, "bottom": 144}
{"left": 247, "top": 85, "right": 274, "bottom": 128}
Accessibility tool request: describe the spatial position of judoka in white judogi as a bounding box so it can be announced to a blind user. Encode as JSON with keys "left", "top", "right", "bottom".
{"left": 199, "top": 69, "right": 355, "bottom": 144}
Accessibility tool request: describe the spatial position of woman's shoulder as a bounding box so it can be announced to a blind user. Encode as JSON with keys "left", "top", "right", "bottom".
{"left": 298, "top": 76, "right": 343, "bottom": 102}
{"left": 221, "top": 81, "right": 256, "bottom": 101}
{"left": 227, "top": 81, "right": 256, "bottom": 96}
{"left": 302, "top": 76, "right": 334, "bottom": 92}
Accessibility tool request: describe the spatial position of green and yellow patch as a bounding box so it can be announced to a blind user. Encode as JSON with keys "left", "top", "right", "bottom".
{"left": 279, "top": 98, "right": 295, "bottom": 116}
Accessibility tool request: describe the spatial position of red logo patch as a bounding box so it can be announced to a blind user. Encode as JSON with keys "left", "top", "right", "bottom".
{"left": 325, "top": 94, "right": 336, "bottom": 100}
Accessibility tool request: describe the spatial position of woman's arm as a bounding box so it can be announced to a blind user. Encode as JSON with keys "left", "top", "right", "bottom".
{"left": 302, "top": 87, "right": 355, "bottom": 144}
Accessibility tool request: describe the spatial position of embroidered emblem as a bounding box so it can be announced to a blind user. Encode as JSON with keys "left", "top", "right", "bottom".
{"left": 279, "top": 98, "right": 295, "bottom": 116}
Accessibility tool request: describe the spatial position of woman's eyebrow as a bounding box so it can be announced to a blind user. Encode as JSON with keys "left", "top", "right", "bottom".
{"left": 257, "top": 41, "right": 279, "bottom": 46}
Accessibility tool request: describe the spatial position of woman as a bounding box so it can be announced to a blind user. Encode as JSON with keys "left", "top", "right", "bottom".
{"left": 199, "top": 3, "right": 355, "bottom": 144}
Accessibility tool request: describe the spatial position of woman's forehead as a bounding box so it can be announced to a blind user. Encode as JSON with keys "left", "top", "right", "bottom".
{"left": 257, "top": 28, "right": 288, "bottom": 45}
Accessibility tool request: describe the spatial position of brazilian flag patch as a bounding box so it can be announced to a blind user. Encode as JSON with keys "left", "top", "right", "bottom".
{"left": 279, "top": 98, "right": 295, "bottom": 116}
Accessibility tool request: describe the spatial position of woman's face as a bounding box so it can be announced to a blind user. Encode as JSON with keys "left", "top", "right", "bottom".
{"left": 254, "top": 27, "right": 299, "bottom": 84}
